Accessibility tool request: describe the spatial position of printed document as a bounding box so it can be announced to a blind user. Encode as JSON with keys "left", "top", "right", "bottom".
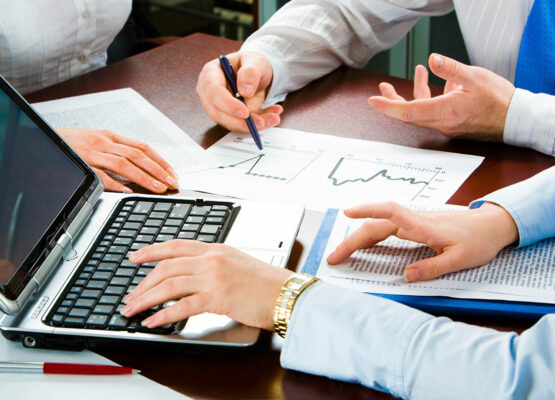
{"left": 181, "top": 128, "right": 484, "bottom": 210}
{"left": 314, "top": 207, "right": 555, "bottom": 303}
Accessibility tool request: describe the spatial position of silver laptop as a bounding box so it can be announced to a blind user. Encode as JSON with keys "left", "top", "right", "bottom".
{"left": 0, "top": 75, "right": 304, "bottom": 350}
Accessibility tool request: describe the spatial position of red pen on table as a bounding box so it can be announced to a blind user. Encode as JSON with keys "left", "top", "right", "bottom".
{"left": 0, "top": 361, "right": 140, "bottom": 375}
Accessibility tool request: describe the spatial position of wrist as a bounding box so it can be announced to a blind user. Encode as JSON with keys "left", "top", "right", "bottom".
{"left": 479, "top": 202, "right": 519, "bottom": 247}
{"left": 273, "top": 273, "right": 319, "bottom": 338}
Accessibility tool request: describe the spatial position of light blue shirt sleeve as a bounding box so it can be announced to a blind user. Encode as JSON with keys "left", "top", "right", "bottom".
{"left": 469, "top": 166, "right": 555, "bottom": 247}
{"left": 282, "top": 282, "right": 555, "bottom": 399}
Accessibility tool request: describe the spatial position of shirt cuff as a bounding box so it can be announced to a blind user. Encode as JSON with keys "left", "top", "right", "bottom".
{"left": 504, "top": 89, "right": 555, "bottom": 156}
{"left": 241, "top": 38, "right": 288, "bottom": 107}
{"left": 280, "top": 281, "right": 432, "bottom": 397}
{"left": 469, "top": 167, "right": 555, "bottom": 247}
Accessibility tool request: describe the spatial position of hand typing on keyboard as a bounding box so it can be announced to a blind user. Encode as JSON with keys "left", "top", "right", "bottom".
{"left": 121, "top": 240, "right": 293, "bottom": 331}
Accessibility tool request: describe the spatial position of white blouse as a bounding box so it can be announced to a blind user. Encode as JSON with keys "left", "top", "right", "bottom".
{"left": 0, "top": 0, "right": 132, "bottom": 94}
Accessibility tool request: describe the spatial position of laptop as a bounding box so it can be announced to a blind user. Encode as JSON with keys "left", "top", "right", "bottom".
{"left": 0, "top": 75, "right": 304, "bottom": 350}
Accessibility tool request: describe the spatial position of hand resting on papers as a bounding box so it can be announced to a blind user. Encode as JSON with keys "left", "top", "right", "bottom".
{"left": 326, "top": 201, "right": 519, "bottom": 282}
{"left": 55, "top": 127, "right": 179, "bottom": 193}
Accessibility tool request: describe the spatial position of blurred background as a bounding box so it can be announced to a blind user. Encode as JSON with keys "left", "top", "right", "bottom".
{"left": 112, "top": 0, "right": 469, "bottom": 86}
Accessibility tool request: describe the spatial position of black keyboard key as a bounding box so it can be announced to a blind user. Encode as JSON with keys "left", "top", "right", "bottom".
{"left": 90, "top": 252, "right": 103, "bottom": 260}
{"left": 181, "top": 223, "right": 200, "bottom": 232}
{"left": 87, "top": 314, "right": 109, "bottom": 328}
{"left": 103, "top": 253, "right": 124, "bottom": 263}
{"left": 99, "top": 295, "right": 120, "bottom": 305}
{"left": 118, "top": 230, "right": 137, "bottom": 239}
{"left": 190, "top": 205, "right": 210, "bottom": 216}
{"left": 108, "top": 315, "right": 128, "bottom": 330}
{"left": 156, "top": 234, "right": 174, "bottom": 242}
{"left": 164, "top": 218, "right": 182, "bottom": 227}
{"left": 97, "top": 262, "right": 119, "bottom": 272}
{"left": 120, "top": 259, "right": 136, "bottom": 268}
{"left": 70, "top": 286, "right": 83, "bottom": 294}
{"left": 114, "top": 237, "right": 133, "bottom": 246}
{"left": 209, "top": 210, "right": 227, "bottom": 217}
{"left": 93, "top": 304, "right": 114, "bottom": 314}
{"left": 140, "top": 227, "right": 158, "bottom": 235}
{"left": 66, "top": 293, "right": 78, "bottom": 300}
{"left": 130, "top": 242, "right": 148, "bottom": 251}
{"left": 154, "top": 202, "right": 173, "bottom": 212}
{"left": 100, "top": 240, "right": 111, "bottom": 247}
{"left": 206, "top": 217, "right": 224, "bottom": 224}
{"left": 186, "top": 216, "right": 203, "bottom": 224}
{"left": 133, "top": 201, "right": 154, "bottom": 214}
{"left": 160, "top": 226, "right": 178, "bottom": 235}
{"left": 145, "top": 219, "right": 163, "bottom": 228}
{"left": 128, "top": 214, "right": 147, "bottom": 223}
{"left": 87, "top": 280, "right": 108, "bottom": 291}
{"left": 81, "top": 289, "right": 102, "bottom": 299}
{"left": 197, "top": 234, "right": 216, "bottom": 243}
{"left": 178, "top": 231, "right": 196, "bottom": 239}
{"left": 51, "top": 314, "right": 64, "bottom": 326}
{"left": 83, "top": 266, "right": 95, "bottom": 273}
{"left": 92, "top": 271, "right": 112, "bottom": 281}
{"left": 135, "top": 234, "right": 155, "bottom": 243}
{"left": 200, "top": 225, "right": 220, "bottom": 234}
{"left": 64, "top": 317, "right": 86, "bottom": 328}
{"left": 149, "top": 211, "right": 168, "bottom": 219}
{"left": 111, "top": 277, "right": 131, "bottom": 286}
{"left": 105, "top": 286, "right": 126, "bottom": 296}
{"left": 169, "top": 204, "right": 191, "bottom": 219}
{"left": 115, "top": 268, "right": 135, "bottom": 278}
{"left": 68, "top": 308, "right": 90, "bottom": 319}
{"left": 123, "top": 222, "right": 141, "bottom": 230}
{"left": 211, "top": 205, "right": 230, "bottom": 211}
{"left": 132, "top": 275, "right": 144, "bottom": 285}
{"left": 57, "top": 307, "right": 69, "bottom": 315}
{"left": 108, "top": 245, "right": 128, "bottom": 254}
{"left": 74, "top": 298, "right": 96, "bottom": 308}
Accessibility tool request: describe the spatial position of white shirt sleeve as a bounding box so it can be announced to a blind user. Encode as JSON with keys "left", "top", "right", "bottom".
{"left": 504, "top": 89, "right": 555, "bottom": 156}
{"left": 241, "top": 0, "right": 454, "bottom": 106}
{"left": 282, "top": 282, "right": 555, "bottom": 399}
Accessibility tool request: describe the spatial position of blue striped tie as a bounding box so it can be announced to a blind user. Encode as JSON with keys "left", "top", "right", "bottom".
{"left": 514, "top": 0, "right": 555, "bottom": 95}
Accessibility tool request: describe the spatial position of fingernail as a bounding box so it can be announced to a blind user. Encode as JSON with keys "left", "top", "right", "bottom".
{"left": 404, "top": 268, "right": 421, "bottom": 282}
{"left": 326, "top": 252, "right": 336, "bottom": 263}
{"left": 122, "top": 187, "right": 133, "bottom": 193}
{"left": 141, "top": 317, "right": 154, "bottom": 328}
{"left": 166, "top": 176, "right": 179, "bottom": 189}
{"left": 235, "top": 108, "right": 248, "bottom": 118}
{"left": 433, "top": 54, "right": 444, "bottom": 69}
{"left": 120, "top": 305, "right": 132, "bottom": 317}
{"left": 169, "top": 168, "right": 178, "bottom": 179}
{"left": 152, "top": 180, "right": 167, "bottom": 192}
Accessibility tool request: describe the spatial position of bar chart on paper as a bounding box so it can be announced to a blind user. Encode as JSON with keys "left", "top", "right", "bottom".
{"left": 183, "top": 128, "right": 484, "bottom": 210}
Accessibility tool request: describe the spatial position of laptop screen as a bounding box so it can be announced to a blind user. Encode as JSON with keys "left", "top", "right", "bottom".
{"left": 0, "top": 77, "right": 96, "bottom": 300}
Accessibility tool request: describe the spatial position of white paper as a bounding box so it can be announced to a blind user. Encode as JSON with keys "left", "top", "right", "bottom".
{"left": 0, "top": 334, "right": 188, "bottom": 399}
{"left": 181, "top": 128, "right": 484, "bottom": 210}
{"left": 32, "top": 88, "right": 206, "bottom": 186}
{"left": 316, "top": 207, "right": 555, "bottom": 303}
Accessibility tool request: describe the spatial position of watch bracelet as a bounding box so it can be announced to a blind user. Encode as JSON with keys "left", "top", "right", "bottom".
{"left": 273, "top": 273, "right": 319, "bottom": 338}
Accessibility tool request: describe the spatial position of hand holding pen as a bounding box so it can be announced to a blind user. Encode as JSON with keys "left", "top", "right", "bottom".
{"left": 196, "top": 52, "right": 283, "bottom": 134}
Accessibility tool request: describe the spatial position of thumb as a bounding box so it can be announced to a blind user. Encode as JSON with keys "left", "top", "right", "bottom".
{"left": 428, "top": 53, "right": 473, "bottom": 86}
{"left": 236, "top": 53, "right": 273, "bottom": 98}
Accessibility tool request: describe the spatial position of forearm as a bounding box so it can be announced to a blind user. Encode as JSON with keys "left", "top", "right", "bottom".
{"left": 504, "top": 89, "right": 555, "bottom": 156}
{"left": 282, "top": 282, "right": 555, "bottom": 399}
{"left": 242, "top": 0, "right": 453, "bottom": 105}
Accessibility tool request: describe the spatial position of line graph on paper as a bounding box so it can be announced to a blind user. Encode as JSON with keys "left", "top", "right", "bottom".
{"left": 325, "top": 156, "right": 446, "bottom": 202}
{"left": 194, "top": 136, "right": 324, "bottom": 184}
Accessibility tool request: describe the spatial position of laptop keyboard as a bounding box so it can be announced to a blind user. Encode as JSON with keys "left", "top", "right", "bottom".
{"left": 45, "top": 197, "right": 238, "bottom": 334}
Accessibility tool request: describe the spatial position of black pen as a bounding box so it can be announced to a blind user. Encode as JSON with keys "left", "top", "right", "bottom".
{"left": 219, "top": 55, "right": 264, "bottom": 150}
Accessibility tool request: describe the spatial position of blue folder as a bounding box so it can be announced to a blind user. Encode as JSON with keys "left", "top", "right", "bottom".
{"left": 301, "top": 209, "right": 555, "bottom": 320}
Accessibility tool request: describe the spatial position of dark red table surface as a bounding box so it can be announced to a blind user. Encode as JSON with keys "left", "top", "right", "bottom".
{"left": 27, "top": 33, "right": 554, "bottom": 400}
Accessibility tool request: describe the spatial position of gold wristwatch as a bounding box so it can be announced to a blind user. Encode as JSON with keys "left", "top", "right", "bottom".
{"left": 273, "top": 273, "right": 319, "bottom": 338}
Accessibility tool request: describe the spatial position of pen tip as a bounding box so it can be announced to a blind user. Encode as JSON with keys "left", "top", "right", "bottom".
{"left": 132, "top": 369, "right": 141, "bottom": 374}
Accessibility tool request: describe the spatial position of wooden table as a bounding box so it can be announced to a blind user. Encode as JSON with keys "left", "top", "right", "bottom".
{"left": 27, "top": 33, "right": 554, "bottom": 400}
